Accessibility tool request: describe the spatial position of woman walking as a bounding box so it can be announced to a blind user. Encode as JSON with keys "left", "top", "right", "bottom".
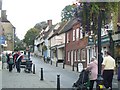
{"left": 86, "top": 57, "right": 98, "bottom": 90}
{"left": 7, "top": 53, "right": 14, "bottom": 72}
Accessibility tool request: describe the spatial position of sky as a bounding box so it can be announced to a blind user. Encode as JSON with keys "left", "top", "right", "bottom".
{"left": 2, "top": 0, "right": 76, "bottom": 40}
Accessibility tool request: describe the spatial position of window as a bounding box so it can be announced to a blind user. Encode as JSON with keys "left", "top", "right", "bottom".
{"left": 81, "top": 49, "right": 86, "bottom": 61}
{"left": 73, "top": 30, "right": 75, "bottom": 41}
{"left": 67, "top": 33, "right": 69, "bottom": 43}
{"left": 76, "top": 28, "right": 79, "bottom": 40}
{"left": 80, "top": 27, "right": 83, "bottom": 39}
{"left": 77, "top": 49, "right": 80, "bottom": 61}
{"left": 74, "top": 50, "right": 76, "bottom": 61}
{"left": 68, "top": 51, "right": 70, "bottom": 61}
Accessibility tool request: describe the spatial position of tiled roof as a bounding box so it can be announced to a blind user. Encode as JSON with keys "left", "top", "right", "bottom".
{"left": 43, "top": 25, "right": 56, "bottom": 39}
{"left": 59, "top": 18, "right": 80, "bottom": 34}
{"left": 48, "top": 21, "right": 67, "bottom": 40}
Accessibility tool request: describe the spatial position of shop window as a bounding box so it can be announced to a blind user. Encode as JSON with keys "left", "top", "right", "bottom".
{"left": 77, "top": 49, "right": 80, "bottom": 61}
{"left": 81, "top": 49, "right": 86, "bottom": 61}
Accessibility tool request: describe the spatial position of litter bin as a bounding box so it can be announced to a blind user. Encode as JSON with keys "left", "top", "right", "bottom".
{"left": 78, "top": 63, "right": 83, "bottom": 72}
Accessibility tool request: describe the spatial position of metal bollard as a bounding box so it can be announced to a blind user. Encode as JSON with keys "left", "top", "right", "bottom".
{"left": 56, "top": 61, "right": 58, "bottom": 67}
{"left": 33, "top": 64, "right": 35, "bottom": 74}
{"left": 63, "top": 61, "right": 65, "bottom": 69}
{"left": 57, "top": 75, "right": 60, "bottom": 90}
{"left": 72, "top": 63, "right": 74, "bottom": 71}
{"left": 77, "top": 63, "right": 78, "bottom": 72}
{"left": 40, "top": 68, "right": 44, "bottom": 81}
{"left": 51, "top": 60, "right": 52, "bottom": 65}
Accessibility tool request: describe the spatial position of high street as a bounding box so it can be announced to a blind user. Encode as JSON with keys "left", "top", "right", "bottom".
{"left": 1, "top": 56, "right": 118, "bottom": 89}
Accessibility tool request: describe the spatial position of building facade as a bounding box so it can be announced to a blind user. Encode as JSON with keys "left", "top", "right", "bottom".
{"left": 1, "top": 10, "right": 15, "bottom": 51}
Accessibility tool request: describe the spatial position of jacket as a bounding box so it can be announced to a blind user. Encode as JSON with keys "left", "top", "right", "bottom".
{"left": 118, "top": 64, "right": 120, "bottom": 81}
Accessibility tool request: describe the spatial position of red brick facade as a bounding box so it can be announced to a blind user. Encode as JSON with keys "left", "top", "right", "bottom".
{"left": 65, "top": 22, "right": 88, "bottom": 68}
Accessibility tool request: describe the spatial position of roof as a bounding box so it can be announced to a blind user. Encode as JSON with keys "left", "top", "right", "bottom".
{"left": 48, "top": 21, "right": 67, "bottom": 40}
{"left": 43, "top": 25, "right": 56, "bottom": 39}
{"left": 59, "top": 18, "right": 80, "bottom": 34}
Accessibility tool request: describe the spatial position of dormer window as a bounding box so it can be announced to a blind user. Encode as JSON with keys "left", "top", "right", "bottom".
{"left": 67, "top": 33, "right": 70, "bottom": 43}
{"left": 80, "top": 27, "right": 83, "bottom": 39}
{"left": 76, "top": 28, "right": 79, "bottom": 41}
{"left": 73, "top": 29, "right": 75, "bottom": 41}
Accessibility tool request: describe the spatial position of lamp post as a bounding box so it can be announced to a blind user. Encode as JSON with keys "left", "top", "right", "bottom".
{"left": 96, "top": 9, "right": 104, "bottom": 90}
{"left": 107, "top": 30, "right": 114, "bottom": 58}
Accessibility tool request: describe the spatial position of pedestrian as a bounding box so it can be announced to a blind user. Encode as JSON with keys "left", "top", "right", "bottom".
{"left": 13, "top": 51, "right": 18, "bottom": 68}
{"left": 118, "top": 60, "right": 120, "bottom": 90}
{"left": 102, "top": 51, "right": 116, "bottom": 90}
{"left": 7, "top": 53, "right": 14, "bottom": 72}
{"left": 15, "top": 51, "right": 23, "bottom": 73}
{"left": 2, "top": 52, "right": 7, "bottom": 69}
{"left": 86, "top": 57, "right": 98, "bottom": 90}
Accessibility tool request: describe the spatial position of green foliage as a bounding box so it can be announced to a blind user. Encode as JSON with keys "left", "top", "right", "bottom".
{"left": 14, "top": 35, "right": 25, "bottom": 51}
{"left": 61, "top": 2, "right": 118, "bottom": 34}
{"left": 34, "top": 21, "right": 48, "bottom": 31}
{"left": 23, "top": 28, "right": 39, "bottom": 46}
{"left": 61, "top": 5, "right": 75, "bottom": 21}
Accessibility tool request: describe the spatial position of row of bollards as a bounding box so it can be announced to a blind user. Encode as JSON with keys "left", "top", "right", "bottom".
{"left": 40, "top": 68, "right": 60, "bottom": 90}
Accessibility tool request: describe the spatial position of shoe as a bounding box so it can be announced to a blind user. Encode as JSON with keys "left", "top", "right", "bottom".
{"left": 106, "top": 87, "right": 111, "bottom": 90}
{"left": 17, "top": 71, "right": 20, "bottom": 73}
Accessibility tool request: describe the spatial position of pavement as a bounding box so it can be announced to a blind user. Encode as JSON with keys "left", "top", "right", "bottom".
{"left": 2, "top": 68, "right": 55, "bottom": 88}
{"left": 1, "top": 56, "right": 118, "bottom": 89}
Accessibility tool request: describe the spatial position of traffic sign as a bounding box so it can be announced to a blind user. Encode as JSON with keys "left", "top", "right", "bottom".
{"left": 0, "top": 36, "right": 5, "bottom": 44}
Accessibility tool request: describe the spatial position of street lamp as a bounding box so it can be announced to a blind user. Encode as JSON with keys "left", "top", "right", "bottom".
{"left": 96, "top": 9, "right": 104, "bottom": 90}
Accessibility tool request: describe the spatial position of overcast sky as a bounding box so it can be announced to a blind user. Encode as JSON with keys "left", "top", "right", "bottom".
{"left": 2, "top": 0, "right": 75, "bottom": 40}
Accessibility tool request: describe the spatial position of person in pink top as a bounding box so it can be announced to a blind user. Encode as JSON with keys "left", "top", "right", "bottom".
{"left": 86, "top": 57, "right": 98, "bottom": 90}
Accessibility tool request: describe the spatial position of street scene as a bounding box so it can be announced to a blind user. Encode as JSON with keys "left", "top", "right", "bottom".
{"left": 0, "top": 0, "right": 120, "bottom": 90}
{"left": 1, "top": 56, "right": 118, "bottom": 89}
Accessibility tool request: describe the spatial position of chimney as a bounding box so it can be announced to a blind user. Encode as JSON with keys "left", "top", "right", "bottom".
{"left": 1, "top": 10, "right": 8, "bottom": 22}
{"left": 0, "top": 0, "right": 2, "bottom": 10}
{"left": 47, "top": 20, "right": 52, "bottom": 27}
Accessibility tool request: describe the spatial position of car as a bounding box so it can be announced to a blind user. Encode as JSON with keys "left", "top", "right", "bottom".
{"left": 3, "top": 50, "right": 13, "bottom": 54}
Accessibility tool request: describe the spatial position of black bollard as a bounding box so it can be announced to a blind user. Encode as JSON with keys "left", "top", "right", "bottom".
{"left": 51, "top": 60, "right": 52, "bottom": 65}
{"left": 40, "top": 68, "right": 44, "bottom": 81}
{"left": 57, "top": 75, "right": 60, "bottom": 90}
{"left": 63, "top": 61, "right": 65, "bottom": 69}
{"left": 72, "top": 63, "right": 74, "bottom": 71}
{"left": 33, "top": 64, "right": 35, "bottom": 74}
{"left": 77, "top": 63, "right": 78, "bottom": 72}
{"left": 56, "top": 61, "right": 58, "bottom": 67}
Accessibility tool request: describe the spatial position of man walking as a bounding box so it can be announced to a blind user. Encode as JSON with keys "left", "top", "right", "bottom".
{"left": 102, "top": 51, "right": 116, "bottom": 90}
{"left": 16, "top": 51, "right": 23, "bottom": 73}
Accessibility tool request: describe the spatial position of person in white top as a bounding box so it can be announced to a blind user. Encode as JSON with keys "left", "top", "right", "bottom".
{"left": 102, "top": 51, "right": 116, "bottom": 90}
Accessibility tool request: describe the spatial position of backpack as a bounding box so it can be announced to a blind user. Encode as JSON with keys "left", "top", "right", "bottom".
{"left": 8, "top": 55, "right": 14, "bottom": 64}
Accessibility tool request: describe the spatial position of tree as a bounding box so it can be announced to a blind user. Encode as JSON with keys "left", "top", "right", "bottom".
{"left": 61, "top": 5, "right": 76, "bottom": 21}
{"left": 34, "top": 21, "right": 48, "bottom": 31}
{"left": 23, "top": 28, "right": 39, "bottom": 47}
{"left": 61, "top": 2, "right": 118, "bottom": 34}
{"left": 14, "top": 36, "right": 25, "bottom": 51}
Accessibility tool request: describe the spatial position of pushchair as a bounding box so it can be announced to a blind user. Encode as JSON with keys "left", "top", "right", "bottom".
{"left": 24, "top": 60, "right": 32, "bottom": 73}
{"left": 72, "top": 69, "right": 90, "bottom": 90}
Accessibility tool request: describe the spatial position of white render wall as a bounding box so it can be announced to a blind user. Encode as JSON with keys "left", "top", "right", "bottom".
{"left": 51, "top": 33, "right": 65, "bottom": 47}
